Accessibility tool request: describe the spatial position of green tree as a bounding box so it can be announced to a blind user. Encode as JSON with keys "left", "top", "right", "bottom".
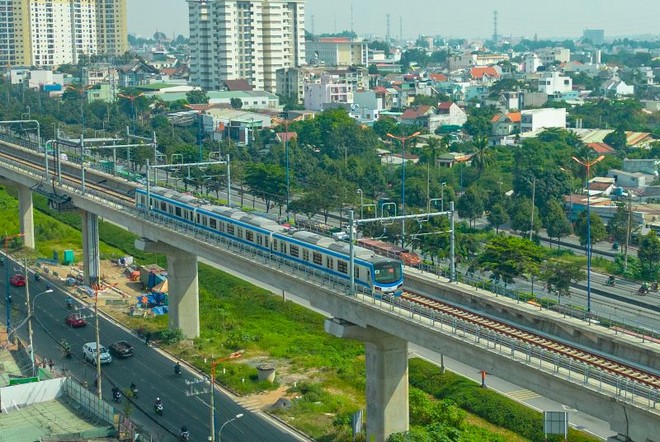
{"left": 186, "top": 89, "right": 209, "bottom": 104}
{"left": 463, "top": 116, "right": 492, "bottom": 138}
{"left": 575, "top": 211, "right": 607, "bottom": 247}
{"left": 508, "top": 198, "right": 540, "bottom": 236}
{"left": 487, "top": 204, "right": 508, "bottom": 233}
{"left": 475, "top": 236, "right": 544, "bottom": 285}
{"left": 244, "top": 163, "right": 285, "bottom": 213}
{"left": 603, "top": 128, "right": 627, "bottom": 150}
{"left": 607, "top": 204, "right": 630, "bottom": 248}
{"left": 540, "top": 259, "right": 586, "bottom": 297}
{"left": 471, "top": 136, "right": 491, "bottom": 173}
{"left": 456, "top": 188, "right": 484, "bottom": 227}
{"left": 230, "top": 97, "right": 243, "bottom": 109}
{"left": 545, "top": 200, "right": 572, "bottom": 248}
{"left": 637, "top": 231, "right": 660, "bottom": 279}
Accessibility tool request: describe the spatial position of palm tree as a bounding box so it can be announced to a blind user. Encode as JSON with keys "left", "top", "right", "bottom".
{"left": 472, "top": 136, "right": 491, "bottom": 173}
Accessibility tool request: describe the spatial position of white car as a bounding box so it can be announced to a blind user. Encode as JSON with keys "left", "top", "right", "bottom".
{"left": 82, "top": 342, "right": 112, "bottom": 365}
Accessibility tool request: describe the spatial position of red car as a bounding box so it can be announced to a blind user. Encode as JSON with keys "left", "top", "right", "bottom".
{"left": 10, "top": 274, "right": 26, "bottom": 287}
{"left": 65, "top": 313, "right": 87, "bottom": 328}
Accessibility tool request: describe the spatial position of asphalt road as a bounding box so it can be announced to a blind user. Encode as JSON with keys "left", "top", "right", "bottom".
{"left": 2, "top": 257, "right": 306, "bottom": 442}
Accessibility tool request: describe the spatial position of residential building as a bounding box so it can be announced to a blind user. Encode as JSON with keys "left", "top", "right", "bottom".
{"left": 436, "top": 102, "right": 467, "bottom": 128}
{"left": 0, "top": 0, "right": 127, "bottom": 67}
{"left": 523, "top": 53, "right": 541, "bottom": 73}
{"left": 537, "top": 48, "right": 571, "bottom": 66}
{"left": 537, "top": 71, "right": 572, "bottom": 95}
{"left": 306, "top": 37, "right": 368, "bottom": 66}
{"left": 607, "top": 169, "right": 652, "bottom": 189}
{"left": 602, "top": 79, "right": 634, "bottom": 97}
{"left": 491, "top": 112, "right": 521, "bottom": 137}
{"left": 623, "top": 159, "right": 659, "bottom": 176}
{"left": 520, "top": 108, "right": 566, "bottom": 133}
{"left": 583, "top": 29, "right": 605, "bottom": 45}
{"left": 187, "top": 0, "right": 306, "bottom": 93}
{"left": 304, "top": 73, "right": 353, "bottom": 111}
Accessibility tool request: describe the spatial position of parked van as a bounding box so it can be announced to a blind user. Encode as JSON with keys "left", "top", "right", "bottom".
{"left": 82, "top": 342, "right": 112, "bottom": 365}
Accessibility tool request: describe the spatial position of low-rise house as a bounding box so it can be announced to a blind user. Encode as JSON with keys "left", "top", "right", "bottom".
{"left": 400, "top": 105, "right": 437, "bottom": 131}
{"left": 436, "top": 152, "right": 473, "bottom": 168}
{"left": 520, "top": 108, "right": 566, "bottom": 133}
{"left": 304, "top": 73, "right": 354, "bottom": 111}
{"left": 623, "top": 159, "right": 659, "bottom": 176}
{"left": 470, "top": 66, "right": 501, "bottom": 85}
{"left": 607, "top": 169, "right": 654, "bottom": 189}
{"left": 118, "top": 61, "right": 160, "bottom": 87}
{"left": 587, "top": 142, "right": 616, "bottom": 155}
{"left": 491, "top": 112, "right": 521, "bottom": 137}
{"left": 602, "top": 79, "right": 634, "bottom": 97}
{"left": 537, "top": 70, "right": 572, "bottom": 96}
{"left": 436, "top": 102, "right": 467, "bottom": 128}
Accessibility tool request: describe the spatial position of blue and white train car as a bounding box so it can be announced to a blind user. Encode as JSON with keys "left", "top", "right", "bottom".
{"left": 135, "top": 187, "right": 404, "bottom": 295}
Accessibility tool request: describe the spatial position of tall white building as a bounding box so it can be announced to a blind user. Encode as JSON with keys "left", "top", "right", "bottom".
{"left": 187, "top": 0, "right": 306, "bottom": 92}
{"left": 0, "top": 0, "right": 127, "bottom": 68}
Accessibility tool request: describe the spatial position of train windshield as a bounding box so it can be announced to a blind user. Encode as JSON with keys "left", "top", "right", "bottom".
{"left": 373, "top": 261, "right": 403, "bottom": 284}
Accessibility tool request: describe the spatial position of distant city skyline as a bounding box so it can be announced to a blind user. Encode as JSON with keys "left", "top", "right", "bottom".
{"left": 128, "top": 0, "right": 660, "bottom": 41}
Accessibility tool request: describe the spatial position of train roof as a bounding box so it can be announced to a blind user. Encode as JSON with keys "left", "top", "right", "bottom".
{"left": 210, "top": 206, "right": 281, "bottom": 231}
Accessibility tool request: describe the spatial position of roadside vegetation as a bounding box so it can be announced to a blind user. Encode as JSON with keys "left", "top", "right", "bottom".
{"left": 0, "top": 186, "right": 602, "bottom": 441}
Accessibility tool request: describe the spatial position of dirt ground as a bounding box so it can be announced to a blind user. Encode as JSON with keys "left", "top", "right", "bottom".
{"left": 37, "top": 258, "right": 299, "bottom": 411}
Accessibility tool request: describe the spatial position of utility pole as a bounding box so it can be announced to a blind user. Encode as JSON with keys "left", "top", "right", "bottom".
{"left": 624, "top": 191, "right": 633, "bottom": 273}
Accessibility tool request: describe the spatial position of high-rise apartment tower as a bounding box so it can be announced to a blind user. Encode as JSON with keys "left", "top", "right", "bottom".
{"left": 0, "top": 0, "right": 127, "bottom": 68}
{"left": 187, "top": 0, "right": 306, "bottom": 92}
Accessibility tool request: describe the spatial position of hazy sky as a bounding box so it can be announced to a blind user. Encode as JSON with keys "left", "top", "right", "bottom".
{"left": 128, "top": 0, "right": 660, "bottom": 40}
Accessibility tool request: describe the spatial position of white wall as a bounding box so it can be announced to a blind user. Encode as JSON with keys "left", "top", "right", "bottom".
{"left": 0, "top": 378, "right": 64, "bottom": 409}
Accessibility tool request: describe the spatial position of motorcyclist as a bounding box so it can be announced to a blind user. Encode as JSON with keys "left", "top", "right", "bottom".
{"left": 65, "top": 297, "right": 72, "bottom": 309}
{"left": 34, "top": 272, "right": 41, "bottom": 282}
{"left": 640, "top": 282, "right": 649, "bottom": 294}
{"left": 154, "top": 397, "right": 163, "bottom": 415}
{"left": 174, "top": 361, "right": 181, "bottom": 375}
{"left": 606, "top": 275, "right": 615, "bottom": 286}
{"left": 61, "top": 339, "right": 72, "bottom": 357}
{"left": 112, "top": 386, "right": 121, "bottom": 402}
{"left": 130, "top": 382, "right": 138, "bottom": 398}
{"left": 651, "top": 282, "right": 659, "bottom": 291}
{"left": 180, "top": 425, "right": 190, "bottom": 441}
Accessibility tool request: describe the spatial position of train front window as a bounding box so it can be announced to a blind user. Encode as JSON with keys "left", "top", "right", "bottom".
{"left": 373, "top": 262, "right": 402, "bottom": 284}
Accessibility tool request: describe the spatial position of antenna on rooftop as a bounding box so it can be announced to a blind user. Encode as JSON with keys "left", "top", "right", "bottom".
{"left": 492, "top": 10, "right": 499, "bottom": 44}
{"left": 310, "top": 15, "right": 315, "bottom": 35}
{"left": 386, "top": 13, "right": 391, "bottom": 43}
{"left": 350, "top": 0, "right": 354, "bottom": 34}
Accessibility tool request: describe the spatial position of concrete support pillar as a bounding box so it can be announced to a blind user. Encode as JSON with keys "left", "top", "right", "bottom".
{"left": 81, "top": 210, "right": 101, "bottom": 288}
{"left": 135, "top": 238, "right": 200, "bottom": 338}
{"left": 17, "top": 184, "right": 35, "bottom": 249}
{"left": 325, "top": 319, "right": 409, "bottom": 441}
{"left": 165, "top": 249, "right": 199, "bottom": 338}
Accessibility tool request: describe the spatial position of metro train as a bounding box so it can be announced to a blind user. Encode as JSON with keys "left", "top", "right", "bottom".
{"left": 135, "top": 187, "right": 404, "bottom": 295}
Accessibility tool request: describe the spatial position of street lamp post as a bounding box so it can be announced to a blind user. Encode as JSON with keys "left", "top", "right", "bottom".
{"left": 386, "top": 131, "right": 421, "bottom": 247}
{"left": 26, "top": 287, "right": 53, "bottom": 376}
{"left": 4, "top": 233, "right": 25, "bottom": 337}
{"left": 209, "top": 351, "right": 243, "bottom": 442}
{"left": 357, "top": 189, "right": 363, "bottom": 219}
{"left": 218, "top": 413, "right": 244, "bottom": 442}
{"left": 118, "top": 92, "right": 145, "bottom": 134}
{"left": 572, "top": 155, "right": 605, "bottom": 316}
{"left": 441, "top": 182, "right": 447, "bottom": 212}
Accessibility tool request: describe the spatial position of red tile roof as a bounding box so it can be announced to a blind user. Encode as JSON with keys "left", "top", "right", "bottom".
{"left": 429, "top": 73, "right": 448, "bottom": 82}
{"left": 491, "top": 112, "right": 521, "bottom": 123}
{"left": 224, "top": 79, "right": 253, "bottom": 91}
{"left": 276, "top": 132, "right": 297, "bottom": 143}
{"left": 470, "top": 66, "right": 500, "bottom": 80}
{"left": 437, "top": 102, "right": 453, "bottom": 110}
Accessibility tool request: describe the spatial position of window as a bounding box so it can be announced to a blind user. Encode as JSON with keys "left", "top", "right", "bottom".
{"left": 246, "top": 230, "right": 254, "bottom": 242}
{"left": 337, "top": 260, "right": 348, "bottom": 274}
{"left": 303, "top": 249, "right": 309, "bottom": 261}
{"left": 175, "top": 207, "right": 181, "bottom": 217}
{"left": 210, "top": 218, "right": 217, "bottom": 229}
{"left": 326, "top": 257, "right": 334, "bottom": 269}
{"left": 280, "top": 241, "right": 287, "bottom": 253}
{"left": 313, "top": 252, "right": 322, "bottom": 265}
{"left": 290, "top": 245, "right": 299, "bottom": 258}
{"left": 237, "top": 228, "right": 244, "bottom": 239}
{"left": 227, "top": 224, "right": 235, "bottom": 235}
{"left": 355, "top": 267, "right": 360, "bottom": 279}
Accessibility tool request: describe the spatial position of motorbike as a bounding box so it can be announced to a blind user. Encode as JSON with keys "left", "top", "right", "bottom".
{"left": 174, "top": 363, "right": 182, "bottom": 376}
{"left": 605, "top": 277, "right": 615, "bottom": 287}
{"left": 112, "top": 388, "right": 122, "bottom": 403}
{"left": 34, "top": 273, "right": 41, "bottom": 282}
{"left": 638, "top": 285, "right": 649, "bottom": 295}
{"left": 130, "top": 384, "right": 138, "bottom": 399}
{"left": 179, "top": 428, "right": 190, "bottom": 441}
{"left": 651, "top": 282, "right": 659, "bottom": 292}
{"left": 154, "top": 401, "right": 164, "bottom": 416}
{"left": 66, "top": 298, "right": 73, "bottom": 310}
{"left": 61, "top": 340, "right": 72, "bottom": 359}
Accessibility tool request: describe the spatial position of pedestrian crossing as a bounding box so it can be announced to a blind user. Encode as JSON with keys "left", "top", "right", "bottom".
{"left": 507, "top": 389, "right": 540, "bottom": 401}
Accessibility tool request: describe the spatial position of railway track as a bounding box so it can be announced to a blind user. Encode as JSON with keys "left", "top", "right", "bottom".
{"left": 0, "top": 149, "right": 135, "bottom": 205}
{"left": 1, "top": 138, "right": 659, "bottom": 399}
{"left": 401, "top": 291, "right": 660, "bottom": 389}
